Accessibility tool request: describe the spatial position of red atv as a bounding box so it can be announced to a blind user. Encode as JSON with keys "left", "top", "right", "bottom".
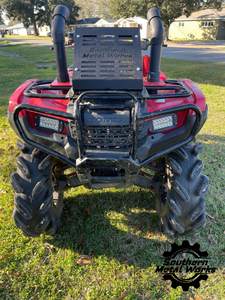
{"left": 8, "top": 6, "right": 209, "bottom": 237}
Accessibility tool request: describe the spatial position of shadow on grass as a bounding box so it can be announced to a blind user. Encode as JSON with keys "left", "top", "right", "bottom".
{"left": 47, "top": 188, "right": 167, "bottom": 268}
{"left": 41, "top": 134, "right": 225, "bottom": 270}
{"left": 1, "top": 134, "right": 225, "bottom": 299}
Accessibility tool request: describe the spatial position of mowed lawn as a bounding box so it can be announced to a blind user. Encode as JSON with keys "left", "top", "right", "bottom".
{"left": 0, "top": 44, "right": 224, "bottom": 300}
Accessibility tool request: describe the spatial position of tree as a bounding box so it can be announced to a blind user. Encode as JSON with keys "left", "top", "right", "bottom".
{"left": 109, "top": 0, "right": 223, "bottom": 40}
{"left": 8, "top": 18, "right": 20, "bottom": 27}
{"left": 0, "top": 0, "right": 49, "bottom": 36}
{"left": 47, "top": 0, "right": 79, "bottom": 26}
{"left": 0, "top": 8, "right": 4, "bottom": 24}
{"left": 75, "top": 0, "right": 112, "bottom": 19}
{"left": 0, "top": 0, "right": 79, "bottom": 36}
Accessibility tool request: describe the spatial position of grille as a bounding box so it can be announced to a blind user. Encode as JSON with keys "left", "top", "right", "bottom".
{"left": 82, "top": 125, "right": 133, "bottom": 148}
{"left": 69, "top": 122, "right": 145, "bottom": 149}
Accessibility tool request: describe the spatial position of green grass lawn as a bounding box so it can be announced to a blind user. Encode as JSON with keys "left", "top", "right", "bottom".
{"left": 4, "top": 34, "right": 52, "bottom": 40}
{"left": 0, "top": 45, "right": 225, "bottom": 300}
{"left": 0, "top": 40, "right": 11, "bottom": 44}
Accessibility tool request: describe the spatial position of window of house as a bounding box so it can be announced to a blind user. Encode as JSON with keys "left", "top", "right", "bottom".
{"left": 202, "top": 21, "right": 214, "bottom": 27}
{"left": 130, "top": 23, "right": 138, "bottom": 27}
{"left": 45, "top": 27, "right": 48, "bottom": 31}
{"left": 179, "top": 22, "right": 184, "bottom": 27}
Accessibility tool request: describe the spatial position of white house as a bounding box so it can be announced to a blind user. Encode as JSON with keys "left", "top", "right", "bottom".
{"left": 132, "top": 16, "right": 150, "bottom": 39}
{"left": 95, "top": 18, "right": 118, "bottom": 27}
{"left": 6, "top": 23, "right": 50, "bottom": 36}
{"left": 7, "top": 23, "right": 33, "bottom": 35}
{"left": 38, "top": 25, "right": 51, "bottom": 36}
{"left": 93, "top": 17, "right": 150, "bottom": 39}
{"left": 115, "top": 17, "right": 150, "bottom": 39}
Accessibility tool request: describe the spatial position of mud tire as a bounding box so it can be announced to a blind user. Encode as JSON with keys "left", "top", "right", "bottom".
{"left": 11, "top": 141, "right": 64, "bottom": 237}
{"left": 155, "top": 141, "right": 209, "bottom": 236}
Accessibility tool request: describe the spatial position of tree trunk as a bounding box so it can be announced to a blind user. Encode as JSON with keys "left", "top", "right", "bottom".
{"left": 33, "top": 18, "right": 39, "bottom": 36}
{"left": 163, "top": 24, "right": 170, "bottom": 41}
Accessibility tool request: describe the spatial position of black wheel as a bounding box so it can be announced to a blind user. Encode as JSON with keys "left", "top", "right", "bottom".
{"left": 155, "top": 141, "right": 209, "bottom": 236}
{"left": 10, "top": 141, "right": 64, "bottom": 237}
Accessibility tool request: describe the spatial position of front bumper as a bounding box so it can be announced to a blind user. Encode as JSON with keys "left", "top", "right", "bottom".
{"left": 9, "top": 88, "right": 207, "bottom": 189}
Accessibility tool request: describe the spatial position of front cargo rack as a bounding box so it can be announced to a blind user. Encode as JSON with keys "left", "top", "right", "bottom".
{"left": 24, "top": 80, "right": 70, "bottom": 99}
{"left": 23, "top": 79, "right": 192, "bottom": 100}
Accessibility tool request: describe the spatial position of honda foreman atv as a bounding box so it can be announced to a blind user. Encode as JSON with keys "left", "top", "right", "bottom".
{"left": 8, "top": 5, "right": 209, "bottom": 237}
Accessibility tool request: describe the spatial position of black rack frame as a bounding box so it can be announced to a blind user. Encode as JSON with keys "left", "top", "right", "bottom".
{"left": 23, "top": 79, "right": 192, "bottom": 100}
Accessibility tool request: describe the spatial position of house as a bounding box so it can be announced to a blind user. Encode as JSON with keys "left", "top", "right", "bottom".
{"left": 70, "top": 16, "right": 150, "bottom": 39}
{"left": 169, "top": 8, "right": 225, "bottom": 40}
{"left": 69, "top": 18, "right": 100, "bottom": 31}
{"left": 6, "top": 23, "right": 50, "bottom": 36}
{"left": 6, "top": 23, "right": 34, "bottom": 35}
{"left": 38, "top": 25, "right": 51, "bottom": 36}
{"left": 114, "top": 17, "right": 150, "bottom": 39}
{"left": 95, "top": 18, "right": 118, "bottom": 27}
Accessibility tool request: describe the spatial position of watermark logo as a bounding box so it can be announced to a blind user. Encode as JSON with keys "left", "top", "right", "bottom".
{"left": 155, "top": 240, "right": 217, "bottom": 291}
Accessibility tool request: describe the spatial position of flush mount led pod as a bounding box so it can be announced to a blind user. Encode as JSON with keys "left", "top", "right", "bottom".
{"left": 35, "top": 115, "right": 64, "bottom": 133}
{"left": 148, "top": 114, "right": 178, "bottom": 133}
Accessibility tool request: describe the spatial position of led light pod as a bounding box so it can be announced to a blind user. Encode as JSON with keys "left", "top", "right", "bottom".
{"left": 148, "top": 114, "right": 178, "bottom": 133}
{"left": 34, "top": 115, "right": 64, "bottom": 133}
{"left": 153, "top": 116, "right": 173, "bottom": 130}
{"left": 40, "top": 116, "right": 59, "bottom": 131}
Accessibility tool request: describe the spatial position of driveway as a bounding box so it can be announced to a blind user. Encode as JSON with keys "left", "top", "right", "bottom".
{"left": 142, "top": 40, "right": 225, "bottom": 63}
{"left": 143, "top": 47, "right": 225, "bottom": 63}
{"left": 3, "top": 37, "right": 225, "bottom": 63}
